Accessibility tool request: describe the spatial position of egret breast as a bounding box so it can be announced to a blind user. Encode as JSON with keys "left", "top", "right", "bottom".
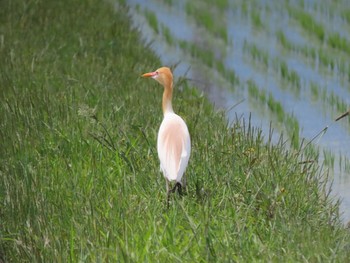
{"left": 157, "top": 113, "right": 190, "bottom": 182}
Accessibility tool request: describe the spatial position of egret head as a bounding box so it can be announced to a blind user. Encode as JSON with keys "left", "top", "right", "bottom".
{"left": 142, "top": 67, "right": 173, "bottom": 88}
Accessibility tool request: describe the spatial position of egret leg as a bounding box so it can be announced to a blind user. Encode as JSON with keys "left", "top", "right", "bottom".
{"left": 182, "top": 174, "right": 187, "bottom": 192}
{"left": 170, "top": 182, "right": 178, "bottom": 193}
{"left": 166, "top": 179, "right": 170, "bottom": 193}
{"left": 166, "top": 179, "right": 171, "bottom": 208}
{"left": 167, "top": 182, "right": 184, "bottom": 207}
{"left": 170, "top": 182, "right": 183, "bottom": 195}
{"left": 177, "top": 182, "right": 183, "bottom": 196}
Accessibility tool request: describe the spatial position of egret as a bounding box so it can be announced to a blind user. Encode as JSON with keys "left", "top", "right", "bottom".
{"left": 142, "top": 67, "right": 191, "bottom": 203}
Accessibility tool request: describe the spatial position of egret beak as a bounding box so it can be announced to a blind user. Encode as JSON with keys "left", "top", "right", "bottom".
{"left": 142, "top": 71, "right": 158, "bottom": 78}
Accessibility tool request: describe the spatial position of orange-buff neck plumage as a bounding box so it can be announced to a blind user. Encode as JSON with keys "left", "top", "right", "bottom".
{"left": 142, "top": 67, "right": 191, "bottom": 203}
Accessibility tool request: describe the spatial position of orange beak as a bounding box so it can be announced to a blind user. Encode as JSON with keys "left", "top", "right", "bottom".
{"left": 141, "top": 71, "right": 157, "bottom": 78}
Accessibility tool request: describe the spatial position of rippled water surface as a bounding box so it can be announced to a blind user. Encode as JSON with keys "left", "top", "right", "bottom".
{"left": 126, "top": 0, "right": 350, "bottom": 223}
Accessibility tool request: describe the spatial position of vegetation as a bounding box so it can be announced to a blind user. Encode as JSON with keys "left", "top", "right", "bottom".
{"left": 288, "top": 6, "right": 326, "bottom": 42}
{"left": 161, "top": 24, "right": 174, "bottom": 45}
{"left": 185, "top": 1, "right": 228, "bottom": 43}
{"left": 243, "top": 41, "right": 269, "bottom": 69}
{"left": 243, "top": 41, "right": 301, "bottom": 96}
{"left": 1, "top": 0, "right": 350, "bottom": 262}
{"left": 251, "top": 9, "right": 264, "bottom": 29}
{"left": 247, "top": 80, "right": 300, "bottom": 149}
{"left": 144, "top": 9, "right": 159, "bottom": 33}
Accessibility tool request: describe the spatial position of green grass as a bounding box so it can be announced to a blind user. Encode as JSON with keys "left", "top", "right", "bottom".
{"left": 276, "top": 28, "right": 350, "bottom": 78}
{"left": 247, "top": 80, "right": 300, "bottom": 148}
{"left": 243, "top": 41, "right": 269, "bottom": 69}
{"left": 310, "top": 81, "right": 319, "bottom": 101}
{"left": 288, "top": 6, "right": 325, "bottom": 42}
{"left": 161, "top": 24, "right": 174, "bottom": 45}
{"left": 185, "top": 2, "right": 228, "bottom": 43}
{"left": 323, "top": 149, "right": 336, "bottom": 168}
{"left": 251, "top": 9, "right": 264, "bottom": 29}
{"left": 161, "top": 0, "right": 173, "bottom": 6}
{"left": 144, "top": 9, "right": 159, "bottom": 33}
{"left": 327, "top": 32, "right": 350, "bottom": 54}
{"left": 276, "top": 30, "right": 294, "bottom": 51}
{"left": 282, "top": 4, "right": 350, "bottom": 79}
{"left": 280, "top": 62, "right": 301, "bottom": 94}
{"left": 345, "top": 158, "right": 350, "bottom": 173}
{"left": 179, "top": 40, "right": 215, "bottom": 68}
{"left": 215, "top": 0, "right": 229, "bottom": 11}
{"left": 243, "top": 41, "right": 301, "bottom": 96}
{"left": 1, "top": 0, "right": 350, "bottom": 262}
{"left": 178, "top": 40, "right": 239, "bottom": 86}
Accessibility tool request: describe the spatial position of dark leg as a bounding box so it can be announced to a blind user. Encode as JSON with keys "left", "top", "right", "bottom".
{"left": 166, "top": 180, "right": 171, "bottom": 208}
{"left": 167, "top": 182, "right": 184, "bottom": 208}
{"left": 170, "top": 182, "right": 179, "bottom": 193}
{"left": 182, "top": 174, "right": 187, "bottom": 191}
{"left": 170, "top": 182, "right": 183, "bottom": 195}
{"left": 177, "top": 182, "right": 183, "bottom": 196}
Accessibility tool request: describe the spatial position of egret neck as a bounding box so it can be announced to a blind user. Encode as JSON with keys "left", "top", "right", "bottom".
{"left": 162, "top": 79, "right": 174, "bottom": 114}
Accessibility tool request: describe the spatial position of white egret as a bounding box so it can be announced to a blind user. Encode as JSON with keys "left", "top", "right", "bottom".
{"left": 142, "top": 67, "right": 191, "bottom": 203}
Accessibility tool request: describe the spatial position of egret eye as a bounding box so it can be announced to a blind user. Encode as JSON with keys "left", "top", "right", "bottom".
{"left": 152, "top": 71, "right": 159, "bottom": 79}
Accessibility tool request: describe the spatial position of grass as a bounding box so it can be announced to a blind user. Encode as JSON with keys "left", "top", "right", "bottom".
{"left": 179, "top": 40, "right": 215, "bottom": 68}
{"left": 288, "top": 6, "right": 326, "bottom": 42}
{"left": 276, "top": 30, "right": 290, "bottom": 49}
{"left": 243, "top": 41, "right": 269, "bottom": 69}
{"left": 279, "top": 4, "right": 350, "bottom": 79}
{"left": 251, "top": 9, "right": 264, "bottom": 29}
{"left": 342, "top": 9, "right": 350, "bottom": 24}
{"left": 178, "top": 40, "right": 239, "bottom": 86}
{"left": 144, "top": 9, "right": 159, "bottom": 33}
{"left": 345, "top": 157, "right": 350, "bottom": 173}
{"left": 185, "top": 1, "right": 228, "bottom": 43}
{"left": 276, "top": 29, "right": 349, "bottom": 77}
{"left": 307, "top": 81, "right": 349, "bottom": 131}
{"left": 215, "top": 0, "right": 229, "bottom": 11}
{"left": 243, "top": 41, "right": 301, "bottom": 96}
{"left": 247, "top": 80, "right": 300, "bottom": 148}
{"left": 310, "top": 81, "right": 319, "bottom": 101}
{"left": 328, "top": 32, "right": 350, "bottom": 54}
{"left": 323, "top": 149, "right": 336, "bottom": 168}
{"left": 161, "top": 0, "right": 173, "bottom": 6}
{"left": 1, "top": 0, "right": 350, "bottom": 262}
{"left": 161, "top": 24, "right": 174, "bottom": 45}
{"left": 279, "top": 60, "right": 301, "bottom": 94}
{"left": 186, "top": 2, "right": 214, "bottom": 31}
{"left": 328, "top": 91, "right": 348, "bottom": 116}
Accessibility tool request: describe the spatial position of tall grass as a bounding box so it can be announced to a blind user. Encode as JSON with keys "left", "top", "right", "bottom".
{"left": 248, "top": 80, "right": 300, "bottom": 149}
{"left": 0, "top": 0, "right": 350, "bottom": 261}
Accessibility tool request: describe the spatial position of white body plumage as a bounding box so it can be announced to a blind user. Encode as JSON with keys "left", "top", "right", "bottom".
{"left": 157, "top": 112, "right": 191, "bottom": 183}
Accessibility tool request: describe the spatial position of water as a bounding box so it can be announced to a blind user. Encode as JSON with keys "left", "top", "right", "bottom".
{"left": 125, "top": 0, "right": 350, "bottom": 223}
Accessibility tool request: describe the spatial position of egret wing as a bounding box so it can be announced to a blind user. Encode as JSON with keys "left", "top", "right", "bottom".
{"left": 157, "top": 114, "right": 191, "bottom": 182}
